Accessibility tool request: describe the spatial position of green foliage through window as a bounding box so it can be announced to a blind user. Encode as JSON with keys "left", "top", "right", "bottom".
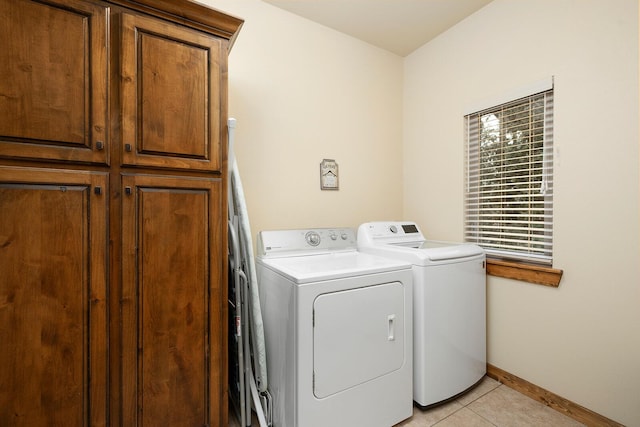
{"left": 465, "top": 89, "right": 553, "bottom": 264}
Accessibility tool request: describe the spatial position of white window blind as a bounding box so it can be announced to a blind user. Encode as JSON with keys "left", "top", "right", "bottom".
{"left": 464, "top": 88, "right": 554, "bottom": 265}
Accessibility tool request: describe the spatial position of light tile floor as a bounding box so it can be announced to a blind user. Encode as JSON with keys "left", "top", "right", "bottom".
{"left": 230, "top": 376, "right": 585, "bottom": 427}
{"left": 395, "top": 376, "right": 584, "bottom": 427}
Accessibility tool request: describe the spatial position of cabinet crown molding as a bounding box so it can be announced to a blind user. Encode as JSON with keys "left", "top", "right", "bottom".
{"left": 109, "top": 0, "right": 244, "bottom": 46}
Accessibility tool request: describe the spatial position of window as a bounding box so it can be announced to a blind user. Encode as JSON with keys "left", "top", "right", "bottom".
{"left": 464, "top": 86, "right": 554, "bottom": 265}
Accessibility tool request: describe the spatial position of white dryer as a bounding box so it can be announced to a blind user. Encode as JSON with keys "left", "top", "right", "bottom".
{"left": 357, "top": 221, "right": 486, "bottom": 408}
{"left": 256, "top": 228, "right": 413, "bottom": 427}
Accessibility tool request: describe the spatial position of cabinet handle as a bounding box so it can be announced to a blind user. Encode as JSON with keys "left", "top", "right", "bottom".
{"left": 125, "top": 186, "right": 132, "bottom": 195}
{"left": 96, "top": 141, "right": 104, "bottom": 150}
{"left": 94, "top": 186, "right": 102, "bottom": 195}
{"left": 125, "top": 143, "right": 132, "bottom": 152}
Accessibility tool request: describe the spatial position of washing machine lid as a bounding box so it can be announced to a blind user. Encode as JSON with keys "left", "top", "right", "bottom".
{"left": 380, "top": 240, "right": 484, "bottom": 264}
{"left": 257, "top": 251, "right": 411, "bottom": 284}
{"left": 357, "top": 221, "right": 484, "bottom": 265}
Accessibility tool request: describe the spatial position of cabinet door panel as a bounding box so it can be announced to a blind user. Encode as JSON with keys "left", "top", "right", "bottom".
{"left": 121, "top": 174, "right": 226, "bottom": 426}
{"left": 0, "top": 0, "right": 108, "bottom": 164}
{"left": 121, "top": 14, "right": 224, "bottom": 171}
{"left": 0, "top": 167, "right": 108, "bottom": 427}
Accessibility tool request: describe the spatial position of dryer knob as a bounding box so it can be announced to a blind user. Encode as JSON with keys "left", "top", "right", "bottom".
{"left": 390, "top": 225, "right": 398, "bottom": 233}
{"left": 305, "top": 231, "right": 321, "bottom": 246}
{"left": 341, "top": 233, "right": 348, "bottom": 240}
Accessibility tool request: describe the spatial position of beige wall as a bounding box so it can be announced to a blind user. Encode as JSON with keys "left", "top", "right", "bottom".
{"left": 203, "top": 0, "right": 404, "bottom": 238}
{"left": 205, "top": 0, "right": 639, "bottom": 425}
{"left": 404, "top": 0, "right": 640, "bottom": 425}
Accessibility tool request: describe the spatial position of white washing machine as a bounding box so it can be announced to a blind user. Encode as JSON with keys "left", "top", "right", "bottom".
{"left": 357, "top": 221, "right": 486, "bottom": 408}
{"left": 256, "top": 228, "right": 413, "bottom": 427}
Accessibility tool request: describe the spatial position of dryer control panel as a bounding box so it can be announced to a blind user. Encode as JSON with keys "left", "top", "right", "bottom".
{"left": 257, "top": 228, "right": 357, "bottom": 258}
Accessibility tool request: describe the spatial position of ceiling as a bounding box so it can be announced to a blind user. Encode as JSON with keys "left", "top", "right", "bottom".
{"left": 262, "top": 0, "right": 494, "bottom": 57}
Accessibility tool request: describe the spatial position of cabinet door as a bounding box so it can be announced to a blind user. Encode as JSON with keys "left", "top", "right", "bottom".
{"left": 0, "top": 0, "right": 109, "bottom": 164}
{"left": 0, "top": 167, "right": 108, "bottom": 427}
{"left": 121, "top": 13, "right": 225, "bottom": 172}
{"left": 121, "top": 174, "right": 226, "bottom": 426}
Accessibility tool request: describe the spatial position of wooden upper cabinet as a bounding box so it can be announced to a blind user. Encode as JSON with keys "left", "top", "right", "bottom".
{"left": 0, "top": 167, "right": 108, "bottom": 427}
{"left": 0, "top": 0, "right": 109, "bottom": 165}
{"left": 120, "top": 13, "right": 225, "bottom": 172}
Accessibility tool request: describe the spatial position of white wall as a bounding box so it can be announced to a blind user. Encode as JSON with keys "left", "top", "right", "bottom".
{"left": 202, "top": 0, "right": 405, "bottom": 238}
{"left": 201, "top": 0, "right": 639, "bottom": 424}
{"left": 403, "top": 0, "right": 640, "bottom": 425}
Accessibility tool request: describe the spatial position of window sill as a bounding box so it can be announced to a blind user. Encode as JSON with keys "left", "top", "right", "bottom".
{"left": 486, "top": 259, "right": 563, "bottom": 287}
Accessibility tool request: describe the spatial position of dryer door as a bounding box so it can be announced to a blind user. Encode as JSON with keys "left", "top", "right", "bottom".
{"left": 313, "top": 281, "right": 405, "bottom": 399}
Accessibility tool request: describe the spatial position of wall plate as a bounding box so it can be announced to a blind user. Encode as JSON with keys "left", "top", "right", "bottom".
{"left": 320, "top": 159, "right": 339, "bottom": 190}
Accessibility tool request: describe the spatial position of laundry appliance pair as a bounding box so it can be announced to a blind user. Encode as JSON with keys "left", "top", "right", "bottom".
{"left": 255, "top": 222, "right": 486, "bottom": 427}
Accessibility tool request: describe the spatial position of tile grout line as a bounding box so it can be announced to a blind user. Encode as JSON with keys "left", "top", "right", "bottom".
{"left": 461, "top": 384, "right": 503, "bottom": 427}
{"left": 458, "top": 383, "right": 503, "bottom": 427}
{"left": 429, "top": 382, "right": 504, "bottom": 426}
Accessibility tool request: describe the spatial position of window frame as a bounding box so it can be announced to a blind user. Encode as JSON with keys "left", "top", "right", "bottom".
{"left": 464, "top": 80, "right": 562, "bottom": 285}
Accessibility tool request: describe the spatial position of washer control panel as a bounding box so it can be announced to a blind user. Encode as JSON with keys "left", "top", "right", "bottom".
{"left": 357, "top": 221, "right": 425, "bottom": 246}
{"left": 258, "top": 227, "right": 357, "bottom": 257}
